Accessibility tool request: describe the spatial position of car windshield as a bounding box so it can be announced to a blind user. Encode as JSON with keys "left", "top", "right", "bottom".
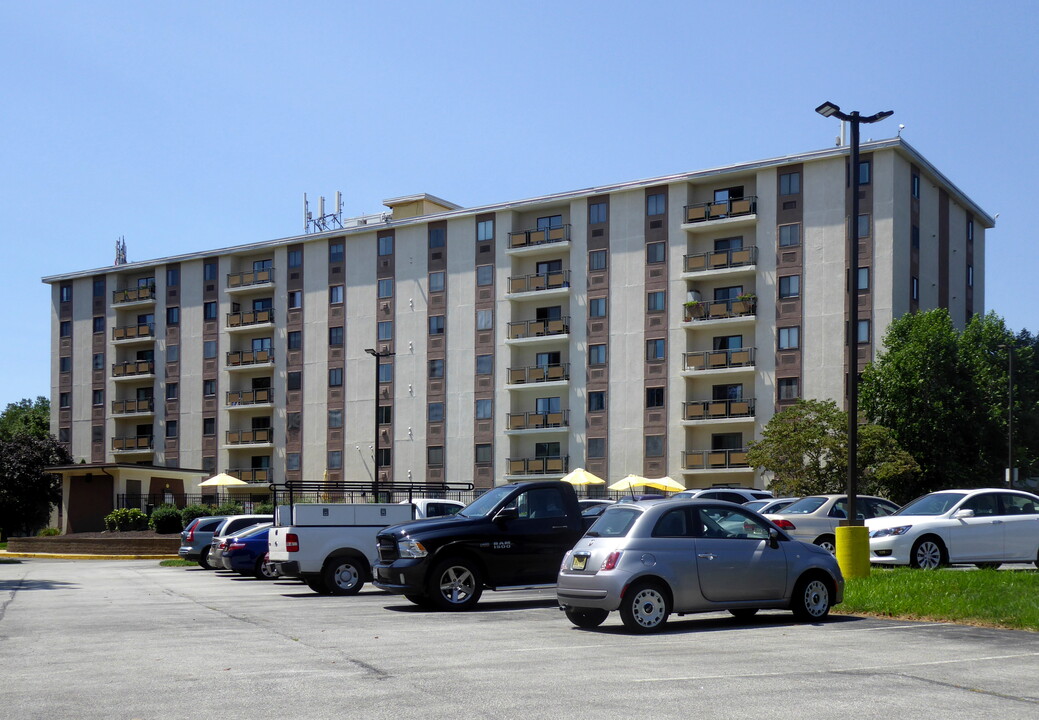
{"left": 894, "top": 492, "right": 967, "bottom": 516}
{"left": 458, "top": 486, "right": 514, "bottom": 518}
{"left": 779, "top": 496, "right": 829, "bottom": 515}
{"left": 585, "top": 506, "right": 641, "bottom": 538}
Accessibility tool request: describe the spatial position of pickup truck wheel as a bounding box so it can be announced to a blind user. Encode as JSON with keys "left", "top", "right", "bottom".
{"left": 428, "top": 558, "right": 483, "bottom": 611}
{"left": 197, "top": 547, "right": 212, "bottom": 569}
{"left": 323, "top": 557, "right": 364, "bottom": 596}
{"left": 564, "top": 607, "right": 609, "bottom": 629}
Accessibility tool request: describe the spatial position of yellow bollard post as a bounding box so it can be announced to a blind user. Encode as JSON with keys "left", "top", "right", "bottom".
{"left": 835, "top": 525, "right": 871, "bottom": 579}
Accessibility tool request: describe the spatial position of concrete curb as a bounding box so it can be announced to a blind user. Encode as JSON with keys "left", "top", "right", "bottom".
{"left": 0, "top": 551, "right": 180, "bottom": 561}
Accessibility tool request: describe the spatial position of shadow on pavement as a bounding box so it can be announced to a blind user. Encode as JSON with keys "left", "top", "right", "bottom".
{"left": 0, "top": 578, "right": 79, "bottom": 592}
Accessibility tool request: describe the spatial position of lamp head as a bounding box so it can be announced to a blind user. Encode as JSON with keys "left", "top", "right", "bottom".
{"left": 815, "top": 101, "right": 841, "bottom": 118}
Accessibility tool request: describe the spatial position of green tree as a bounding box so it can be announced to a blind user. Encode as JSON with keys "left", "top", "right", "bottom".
{"left": 747, "top": 399, "right": 918, "bottom": 501}
{"left": 0, "top": 434, "right": 71, "bottom": 539}
{"left": 0, "top": 396, "right": 50, "bottom": 440}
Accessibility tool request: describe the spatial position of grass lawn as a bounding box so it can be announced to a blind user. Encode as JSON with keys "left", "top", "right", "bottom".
{"left": 159, "top": 559, "right": 196, "bottom": 567}
{"left": 836, "top": 566, "right": 1039, "bottom": 631}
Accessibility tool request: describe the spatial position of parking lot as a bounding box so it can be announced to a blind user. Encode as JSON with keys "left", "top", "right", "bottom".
{"left": 1, "top": 559, "right": 1038, "bottom": 720}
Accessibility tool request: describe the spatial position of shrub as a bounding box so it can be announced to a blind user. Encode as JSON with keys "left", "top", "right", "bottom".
{"left": 255, "top": 502, "right": 275, "bottom": 515}
{"left": 104, "top": 508, "right": 148, "bottom": 532}
{"left": 212, "top": 502, "right": 244, "bottom": 517}
{"left": 37, "top": 527, "right": 60, "bottom": 537}
{"left": 180, "top": 504, "right": 213, "bottom": 527}
{"left": 149, "top": 505, "right": 183, "bottom": 534}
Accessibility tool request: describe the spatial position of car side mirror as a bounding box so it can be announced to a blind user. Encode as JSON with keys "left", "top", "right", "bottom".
{"left": 952, "top": 508, "right": 975, "bottom": 519}
{"left": 494, "top": 506, "right": 519, "bottom": 522}
{"left": 768, "top": 528, "right": 780, "bottom": 550}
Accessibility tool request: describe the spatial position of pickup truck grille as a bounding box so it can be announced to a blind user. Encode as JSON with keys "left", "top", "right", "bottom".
{"left": 376, "top": 535, "right": 399, "bottom": 563}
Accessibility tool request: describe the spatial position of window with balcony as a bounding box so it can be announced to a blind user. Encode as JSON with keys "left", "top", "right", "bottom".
{"left": 537, "top": 215, "right": 563, "bottom": 230}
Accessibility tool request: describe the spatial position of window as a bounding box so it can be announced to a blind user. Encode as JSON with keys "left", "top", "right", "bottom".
{"left": 475, "top": 399, "right": 492, "bottom": 419}
{"left": 329, "top": 242, "right": 344, "bottom": 263}
{"left": 288, "top": 290, "right": 302, "bottom": 309}
{"left": 93, "top": 278, "right": 105, "bottom": 297}
{"left": 778, "top": 377, "right": 800, "bottom": 400}
{"left": 165, "top": 267, "right": 179, "bottom": 287}
{"left": 377, "top": 405, "right": 392, "bottom": 425}
{"left": 588, "top": 391, "right": 606, "bottom": 412}
{"left": 59, "top": 356, "right": 71, "bottom": 373}
{"left": 60, "top": 284, "right": 72, "bottom": 303}
{"left": 165, "top": 420, "right": 177, "bottom": 438}
{"left": 287, "top": 372, "right": 301, "bottom": 391}
{"left": 288, "top": 249, "right": 302, "bottom": 268}
{"left": 587, "top": 437, "right": 605, "bottom": 458}
{"left": 646, "top": 193, "right": 665, "bottom": 216}
{"left": 203, "top": 379, "right": 216, "bottom": 396}
{"left": 475, "top": 443, "right": 492, "bottom": 464}
{"left": 589, "top": 297, "right": 607, "bottom": 318}
{"left": 911, "top": 173, "right": 920, "bottom": 199}
{"left": 645, "top": 387, "right": 665, "bottom": 408}
{"left": 857, "top": 214, "right": 870, "bottom": 239}
{"left": 857, "top": 319, "right": 871, "bottom": 344}
{"left": 429, "top": 271, "right": 445, "bottom": 293}
{"left": 858, "top": 160, "right": 871, "bottom": 185}
{"left": 93, "top": 353, "right": 104, "bottom": 370}
{"left": 167, "top": 345, "right": 179, "bottom": 363}
{"left": 288, "top": 331, "right": 301, "bottom": 350}
{"left": 329, "top": 326, "right": 344, "bottom": 346}
{"left": 378, "top": 362, "right": 393, "bottom": 383}
{"left": 779, "top": 171, "right": 801, "bottom": 195}
{"left": 477, "top": 220, "right": 494, "bottom": 242}
{"left": 428, "top": 402, "right": 444, "bottom": 422}
{"left": 428, "top": 316, "right": 445, "bottom": 335}
{"left": 967, "top": 264, "right": 974, "bottom": 288}
{"left": 59, "top": 392, "right": 70, "bottom": 408}
{"left": 589, "top": 202, "right": 607, "bottom": 224}
{"left": 645, "top": 434, "right": 665, "bottom": 457}
{"left": 60, "top": 321, "right": 71, "bottom": 337}
{"left": 778, "top": 223, "right": 800, "bottom": 247}
{"left": 198, "top": 264, "right": 216, "bottom": 284}
{"left": 92, "top": 389, "right": 103, "bottom": 406}
{"left": 377, "top": 321, "right": 393, "bottom": 341}
{"left": 329, "top": 368, "right": 343, "bottom": 387}
{"left": 646, "top": 338, "right": 665, "bottom": 361}
{"left": 166, "top": 383, "right": 178, "bottom": 400}
{"left": 328, "top": 451, "right": 342, "bottom": 470}
{"left": 93, "top": 316, "right": 105, "bottom": 333}
{"left": 778, "top": 326, "right": 800, "bottom": 350}
{"left": 286, "top": 453, "right": 300, "bottom": 471}
{"left": 378, "top": 235, "right": 394, "bottom": 256}
{"left": 778, "top": 275, "right": 800, "bottom": 299}
{"left": 378, "top": 278, "right": 393, "bottom": 298}
{"left": 588, "top": 344, "right": 607, "bottom": 365}
{"left": 428, "top": 446, "right": 445, "bottom": 467}
{"left": 646, "top": 242, "right": 665, "bottom": 264}
{"left": 428, "top": 359, "right": 444, "bottom": 378}
{"left": 429, "top": 227, "right": 445, "bottom": 249}
{"left": 476, "top": 265, "right": 493, "bottom": 286}
{"left": 476, "top": 354, "right": 493, "bottom": 375}
{"left": 537, "top": 215, "right": 562, "bottom": 230}
{"left": 328, "top": 409, "right": 343, "bottom": 428}
{"left": 476, "top": 309, "right": 493, "bottom": 331}
{"left": 166, "top": 307, "right": 180, "bottom": 325}
{"left": 911, "top": 225, "right": 920, "bottom": 250}
{"left": 204, "top": 301, "right": 217, "bottom": 320}
{"left": 856, "top": 267, "right": 870, "bottom": 291}
{"left": 376, "top": 448, "right": 391, "bottom": 468}
{"left": 329, "top": 285, "right": 344, "bottom": 304}
{"left": 967, "top": 219, "right": 974, "bottom": 243}
{"left": 647, "top": 291, "right": 665, "bottom": 312}
{"left": 203, "top": 340, "right": 217, "bottom": 359}
{"left": 203, "top": 418, "right": 215, "bottom": 436}
{"left": 911, "top": 276, "right": 919, "bottom": 301}
{"left": 583, "top": 250, "right": 608, "bottom": 275}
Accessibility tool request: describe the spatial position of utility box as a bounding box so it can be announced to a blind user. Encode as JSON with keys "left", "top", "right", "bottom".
{"left": 290, "top": 503, "right": 411, "bottom": 527}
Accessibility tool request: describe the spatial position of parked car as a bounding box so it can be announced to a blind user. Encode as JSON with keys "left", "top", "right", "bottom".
{"left": 204, "top": 515, "right": 274, "bottom": 570}
{"left": 179, "top": 515, "right": 228, "bottom": 568}
{"left": 766, "top": 495, "right": 900, "bottom": 554}
{"left": 402, "top": 499, "right": 466, "bottom": 519}
{"left": 557, "top": 499, "right": 844, "bottom": 632}
{"left": 220, "top": 524, "right": 276, "bottom": 579}
{"left": 744, "top": 497, "right": 800, "bottom": 515}
{"left": 866, "top": 488, "right": 1039, "bottom": 569}
{"left": 672, "top": 488, "right": 773, "bottom": 504}
{"left": 219, "top": 522, "right": 273, "bottom": 570}
{"left": 579, "top": 499, "right": 616, "bottom": 520}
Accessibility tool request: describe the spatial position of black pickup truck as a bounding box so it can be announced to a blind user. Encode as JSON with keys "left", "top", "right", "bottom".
{"left": 373, "top": 481, "right": 589, "bottom": 610}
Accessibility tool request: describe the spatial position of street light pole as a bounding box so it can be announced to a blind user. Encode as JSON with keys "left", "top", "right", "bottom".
{"left": 999, "top": 343, "right": 1015, "bottom": 488}
{"left": 815, "top": 101, "right": 893, "bottom": 579}
{"left": 365, "top": 347, "right": 394, "bottom": 499}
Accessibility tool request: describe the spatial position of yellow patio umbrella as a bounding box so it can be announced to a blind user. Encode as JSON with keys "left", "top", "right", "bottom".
{"left": 607, "top": 474, "right": 685, "bottom": 493}
{"left": 198, "top": 472, "right": 249, "bottom": 487}
{"left": 642, "top": 476, "right": 686, "bottom": 492}
{"left": 559, "top": 468, "right": 605, "bottom": 486}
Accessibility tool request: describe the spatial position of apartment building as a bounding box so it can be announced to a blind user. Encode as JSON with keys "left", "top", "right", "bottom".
{"left": 44, "top": 138, "right": 992, "bottom": 507}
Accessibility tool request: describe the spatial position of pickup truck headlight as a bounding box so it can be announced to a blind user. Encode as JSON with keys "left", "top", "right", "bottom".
{"left": 869, "top": 525, "right": 912, "bottom": 538}
{"left": 397, "top": 539, "right": 428, "bottom": 558}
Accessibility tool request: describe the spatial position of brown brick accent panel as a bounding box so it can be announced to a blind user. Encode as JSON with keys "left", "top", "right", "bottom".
{"left": 6, "top": 537, "right": 180, "bottom": 555}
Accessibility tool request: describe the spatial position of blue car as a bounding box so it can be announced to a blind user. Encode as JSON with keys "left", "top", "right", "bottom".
{"left": 221, "top": 525, "right": 276, "bottom": 580}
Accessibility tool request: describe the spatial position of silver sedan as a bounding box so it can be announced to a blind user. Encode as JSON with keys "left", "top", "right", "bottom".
{"left": 557, "top": 499, "right": 844, "bottom": 633}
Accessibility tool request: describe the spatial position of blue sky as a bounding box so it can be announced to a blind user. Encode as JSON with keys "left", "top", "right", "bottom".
{"left": 2, "top": 1, "right": 1036, "bottom": 408}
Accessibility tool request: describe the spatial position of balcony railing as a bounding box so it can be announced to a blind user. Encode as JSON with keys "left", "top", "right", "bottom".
{"left": 227, "top": 467, "right": 272, "bottom": 484}
{"left": 508, "top": 224, "right": 570, "bottom": 249}
{"left": 683, "top": 348, "right": 756, "bottom": 371}
{"left": 684, "top": 246, "right": 758, "bottom": 273}
{"left": 112, "top": 323, "right": 155, "bottom": 341}
{"left": 112, "top": 435, "right": 154, "bottom": 451}
{"left": 508, "top": 270, "right": 570, "bottom": 294}
{"left": 111, "top": 399, "right": 154, "bottom": 415}
{"left": 684, "top": 196, "right": 757, "bottom": 224}
{"left": 112, "top": 286, "right": 155, "bottom": 304}
{"left": 507, "top": 363, "right": 570, "bottom": 384}
{"left": 684, "top": 299, "right": 756, "bottom": 322}
{"left": 506, "top": 456, "right": 570, "bottom": 475}
{"left": 226, "top": 388, "right": 272, "bottom": 406}
{"left": 227, "top": 268, "right": 274, "bottom": 289}
{"left": 227, "top": 349, "right": 273, "bottom": 366}
{"left": 507, "top": 316, "right": 570, "bottom": 339}
{"left": 683, "top": 398, "right": 756, "bottom": 421}
{"left": 506, "top": 410, "right": 570, "bottom": 431}
{"left": 112, "top": 360, "right": 155, "bottom": 377}
{"left": 226, "top": 428, "right": 273, "bottom": 445}
{"left": 227, "top": 308, "right": 274, "bottom": 328}
{"left": 683, "top": 448, "right": 750, "bottom": 469}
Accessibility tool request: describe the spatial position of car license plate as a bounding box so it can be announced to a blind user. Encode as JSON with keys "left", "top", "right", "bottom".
{"left": 572, "top": 554, "right": 588, "bottom": 571}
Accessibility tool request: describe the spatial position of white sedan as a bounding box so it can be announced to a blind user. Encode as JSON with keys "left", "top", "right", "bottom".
{"left": 866, "top": 488, "right": 1039, "bottom": 569}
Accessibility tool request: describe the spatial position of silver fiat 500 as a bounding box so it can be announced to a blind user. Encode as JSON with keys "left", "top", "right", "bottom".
{"left": 557, "top": 499, "right": 844, "bottom": 633}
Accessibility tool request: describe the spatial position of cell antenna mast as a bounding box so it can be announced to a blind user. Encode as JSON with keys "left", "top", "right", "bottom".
{"left": 304, "top": 191, "right": 345, "bottom": 234}
{"left": 114, "top": 236, "right": 127, "bottom": 265}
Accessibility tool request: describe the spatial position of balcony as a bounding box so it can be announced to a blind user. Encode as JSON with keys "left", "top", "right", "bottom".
{"left": 112, "top": 435, "right": 154, "bottom": 452}
{"left": 112, "top": 286, "right": 156, "bottom": 305}
{"left": 506, "top": 317, "right": 570, "bottom": 340}
{"left": 682, "top": 448, "right": 751, "bottom": 470}
{"left": 683, "top": 398, "right": 756, "bottom": 421}
{"left": 506, "top": 456, "right": 569, "bottom": 476}
{"left": 683, "top": 196, "right": 757, "bottom": 225}
{"left": 112, "top": 323, "right": 155, "bottom": 343}
{"left": 226, "top": 349, "right": 273, "bottom": 368}
{"left": 111, "top": 399, "right": 154, "bottom": 415}
{"left": 226, "top": 388, "right": 272, "bottom": 407}
{"left": 225, "top": 428, "right": 273, "bottom": 446}
{"left": 111, "top": 360, "right": 155, "bottom": 379}
{"left": 226, "top": 308, "right": 274, "bottom": 330}
{"left": 507, "top": 270, "right": 570, "bottom": 296}
{"left": 226, "top": 468, "right": 272, "bottom": 484}
{"left": 507, "top": 363, "right": 570, "bottom": 385}
{"left": 506, "top": 410, "right": 570, "bottom": 431}
{"left": 683, "top": 348, "right": 756, "bottom": 372}
{"left": 683, "top": 299, "right": 756, "bottom": 323}
{"left": 227, "top": 268, "right": 274, "bottom": 291}
{"left": 507, "top": 224, "right": 570, "bottom": 250}
{"left": 683, "top": 246, "right": 757, "bottom": 274}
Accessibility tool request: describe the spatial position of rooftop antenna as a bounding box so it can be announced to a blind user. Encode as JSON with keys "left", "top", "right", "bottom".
{"left": 304, "top": 191, "right": 345, "bottom": 234}
{"left": 114, "top": 236, "right": 127, "bottom": 265}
